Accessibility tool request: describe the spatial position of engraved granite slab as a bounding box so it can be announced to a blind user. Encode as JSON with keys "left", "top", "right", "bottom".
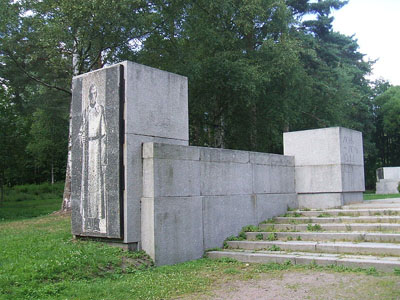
{"left": 71, "top": 65, "right": 123, "bottom": 239}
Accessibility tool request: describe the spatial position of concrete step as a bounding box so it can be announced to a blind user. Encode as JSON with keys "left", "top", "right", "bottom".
{"left": 246, "top": 231, "right": 400, "bottom": 243}
{"left": 274, "top": 216, "right": 400, "bottom": 224}
{"left": 207, "top": 250, "right": 400, "bottom": 272}
{"left": 227, "top": 240, "right": 400, "bottom": 256}
{"left": 286, "top": 208, "right": 400, "bottom": 217}
{"left": 261, "top": 223, "right": 400, "bottom": 232}
{"left": 341, "top": 198, "right": 400, "bottom": 209}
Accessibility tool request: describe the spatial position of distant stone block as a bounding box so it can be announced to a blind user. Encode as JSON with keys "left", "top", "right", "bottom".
{"left": 376, "top": 167, "right": 400, "bottom": 194}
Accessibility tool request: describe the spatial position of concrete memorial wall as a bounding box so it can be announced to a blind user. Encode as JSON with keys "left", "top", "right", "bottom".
{"left": 141, "top": 143, "right": 296, "bottom": 265}
{"left": 376, "top": 167, "right": 400, "bottom": 194}
{"left": 70, "top": 61, "right": 366, "bottom": 265}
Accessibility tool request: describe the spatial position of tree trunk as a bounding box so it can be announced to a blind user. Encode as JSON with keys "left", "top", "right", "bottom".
{"left": 51, "top": 162, "right": 54, "bottom": 185}
{"left": 61, "top": 42, "right": 79, "bottom": 212}
{"left": 61, "top": 103, "right": 73, "bottom": 211}
{"left": 0, "top": 178, "right": 3, "bottom": 206}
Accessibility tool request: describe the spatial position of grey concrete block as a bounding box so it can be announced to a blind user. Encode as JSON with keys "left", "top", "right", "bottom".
{"left": 143, "top": 142, "right": 200, "bottom": 161}
{"left": 295, "top": 255, "right": 337, "bottom": 266}
{"left": 124, "top": 61, "right": 188, "bottom": 141}
{"left": 284, "top": 127, "right": 342, "bottom": 166}
{"left": 253, "top": 165, "right": 295, "bottom": 194}
{"left": 200, "top": 147, "right": 249, "bottom": 164}
{"left": 342, "top": 192, "right": 363, "bottom": 206}
{"left": 376, "top": 179, "right": 399, "bottom": 194}
{"left": 298, "top": 193, "right": 343, "bottom": 209}
{"left": 151, "top": 158, "right": 201, "bottom": 197}
{"left": 142, "top": 196, "right": 204, "bottom": 266}
{"left": 249, "top": 152, "right": 295, "bottom": 167}
{"left": 380, "top": 167, "right": 400, "bottom": 180}
{"left": 140, "top": 197, "right": 155, "bottom": 259}
{"left": 341, "top": 165, "right": 365, "bottom": 192}
{"left": 207, "top": 251, "right": 297, "bottom": 264}
{"left": 295, "top": 165, "right": 343, "bottom": 193}
{"left": 202, "top": 195, "right": 256, "bottom": 249}
{"left": 200, "top": 162, "right": 252, "bottom": 195}
{"left": 256, "top": 194, "right": 297, "bottom": 223}
{"left": 227, "top": 240, "right": 317, "bottom": 252}
{"left": 124, "top": 134, "right": 187, "bottom": 243}
{"left": 339, "top": 127, "right": 364, "bottom": 166}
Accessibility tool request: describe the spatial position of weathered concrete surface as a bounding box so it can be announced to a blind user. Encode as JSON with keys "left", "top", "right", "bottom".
{"left": 376, "top": 179, "right": 399, "bottom": 194}
{"left": 264, "top": 223, "right": 400, "bottom": 232}
{"left": 376, "top": 167, "right": 400, "bottom": 194}
{"left": 246, "top": 231, "right": 400, "bottom": 243}
{"left": 202, "top": 195, "right": 256, "bottom": 250}
{"left": 141, "top": 142, "right": 296, "bottom": 265}
{"left": 210, "top": 199, "right": 400, "bottom": 272}
{"left": 141, "top": 196, "right": 203, "bottom": 266}
{"left": 124, "top": 61, "right": 188, "bottom": 141}
{"left": 122, "top": 62, "right": 189, "bottom": 244}
{"left": 207, "top": 251, "right": 400, "bottom": 272}
{"left": 284, "top": 127, "right": 365, "bottom": 209}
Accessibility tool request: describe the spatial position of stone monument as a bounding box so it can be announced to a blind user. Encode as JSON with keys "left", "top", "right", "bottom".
{"left": 70, "top": 62, "right": 366, "bottom": 265}
{"left": 284, "top": 127, "right": 365, "bottom": 209}
{"left": 376, "top": 167, "right": 400, "bottom": 194}
{"left": 71, "top": 62, "right": 188, "bottom": 248}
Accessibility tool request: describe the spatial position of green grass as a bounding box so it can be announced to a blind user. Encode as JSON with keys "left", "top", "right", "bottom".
{"left": 0, "top": 182, "right": 64, "bottom": 220}
{"left": 2, "top": 214, "right": 400, "bottom": 299}
{"left": 307, "top": 223, "right": 323, "bottom": 231}
{"left": 363, "top": 193, "right": 400, "bottom": 201}
{"left": 2, "top": 184, "right": 400, "bottom": 299}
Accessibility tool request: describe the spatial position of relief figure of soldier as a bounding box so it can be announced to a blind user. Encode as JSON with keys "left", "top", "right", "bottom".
{"left": 79, "top": 84, "right": 107, "bottom": 233}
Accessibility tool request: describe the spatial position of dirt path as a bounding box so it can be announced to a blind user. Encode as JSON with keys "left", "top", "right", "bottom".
{"left": 179, "top": 270, "right": 400, "bottom": 300}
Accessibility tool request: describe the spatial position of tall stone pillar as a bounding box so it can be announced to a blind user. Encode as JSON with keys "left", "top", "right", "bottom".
{"left": 284, "top": 127, "right": 365, "bottom": 209}
{"left": 70, "top": 62, "right": 188, "bottom": 248}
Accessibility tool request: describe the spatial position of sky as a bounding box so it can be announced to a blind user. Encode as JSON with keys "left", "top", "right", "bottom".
{"left": 331, "top": 0, "right": 400, "bottom": 85}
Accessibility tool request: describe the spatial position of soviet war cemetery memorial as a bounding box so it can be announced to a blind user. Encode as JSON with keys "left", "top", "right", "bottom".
{"left": 69, "top": 61, "right": 400, "bottom": 272}
{"left": 4, "top": 1, "right": 400, "bottom": 299}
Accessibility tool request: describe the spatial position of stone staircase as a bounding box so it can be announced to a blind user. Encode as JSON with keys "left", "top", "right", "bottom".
{"left": 207, "top": 199, "right": 400, "bottom": 272}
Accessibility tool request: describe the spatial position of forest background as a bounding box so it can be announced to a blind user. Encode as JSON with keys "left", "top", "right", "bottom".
{"left": 1, "top": 0, "right": 399, "bottom": 201}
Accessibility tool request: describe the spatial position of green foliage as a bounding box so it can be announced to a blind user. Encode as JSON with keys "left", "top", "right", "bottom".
{"left": 267, "top": 245, "right": 282, "bottom": 251}
{"left": 283, "top": 212, "right": 303, "bottom": 217}
{"left": 266, "top": 233, "right": 278, "bottom": 241}
{"left": 317, "top": 213, "right": 332, "bottom": 217}
{"left": 241, "top": 225, "right": 260, "bottom": 232}
{"left": 256, "top": 233, "right": 264, "bottom": 240}
{"left": 364, "top": 193, "right": 400, "bottom": 201}
{"left": 0, "top": 0, "right": 393, "bottom": 190}
{"left": 307, "top": 224, "right": 323, "bottom": 231}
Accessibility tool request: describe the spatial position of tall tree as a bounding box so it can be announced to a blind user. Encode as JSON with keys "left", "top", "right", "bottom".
{"left": 0, "top": 0, "right": 156, "bottom": 209}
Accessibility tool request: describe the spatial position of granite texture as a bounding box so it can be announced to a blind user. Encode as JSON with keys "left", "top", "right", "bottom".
{"left": 141, "top": 142, "right": 297, "bottom": 265}
{"left": 71, "top": 65, "right": 122, "bottom": 239}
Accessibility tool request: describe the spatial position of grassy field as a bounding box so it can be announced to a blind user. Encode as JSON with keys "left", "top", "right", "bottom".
{"left": 2, "top": 214, "right": 400, "bottom": 300}
{"left": 0, "top": 182, "right": 64, "bottom": 220}
{"left": 1, "top": 183, "right": 400, "bottom": 299}
{"left": 364, "top": 192, "right": 400, "bottom": 201}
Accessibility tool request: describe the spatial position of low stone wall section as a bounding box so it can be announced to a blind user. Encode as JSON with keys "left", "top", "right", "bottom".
{"left": 141, "top": 142, "right": 297, "bottom": 265}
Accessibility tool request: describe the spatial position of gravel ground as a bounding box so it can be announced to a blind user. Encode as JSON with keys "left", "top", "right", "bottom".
{"left": 178, "top": 270, "right": 400, "bottom": 300}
